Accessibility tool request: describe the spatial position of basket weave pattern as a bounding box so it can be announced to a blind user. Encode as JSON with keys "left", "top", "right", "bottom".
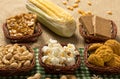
{"left": 39, "top": 44, "right": 81, "bottom": 74}
{"left": 0, "top": 44, "right": 35, "bottom": 76}
{"left": 79, "top": 20, "right": 117, "bottom": 43}
{"left": 84, "top": 44, "right": 120, "bottom": 74}
{"left": 3, "top": 22, "right": 42, "bottom": 43}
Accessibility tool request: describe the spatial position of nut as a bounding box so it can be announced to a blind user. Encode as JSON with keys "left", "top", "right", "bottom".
{"left": 27, "top": 53, "right": 34, "bottom": 60}
{"left": 6, "top": 13, "right": 37, "bottom": 36}
{"left": 10, "top": 62, "right": 18, "bottom": 68}
{"left": 5, "top": 53, "right": 13, "bottom": 60}
{"left": 60, "top": 75, "right": 67, "bottom": 79}
{"left": 23, "top": 60, "right": 31, "bottom": 67}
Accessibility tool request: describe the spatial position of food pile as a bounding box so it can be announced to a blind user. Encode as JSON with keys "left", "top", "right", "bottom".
{"left": 0, "top": 44, "right": 34, "bottom": 69}
{"left": 41, "top": 39, "right": 79, "bottom": 66}
{"left": 88, "top": 39, "right": 120, "bottom": 67}
{"left": 6, "top": 13, "right": 37, "bottom": 36}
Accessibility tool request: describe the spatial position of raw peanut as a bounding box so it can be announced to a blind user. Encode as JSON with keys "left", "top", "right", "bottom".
{"left": 23, "top": 60, "right": 31, "bottom": 67}
{"left": 27, "top": 53, "right": 33, "bottom": 60}
{"left": 5, "top": 53, "right": 13, "bottom": 60}
{"left": 60, "top": 75, "right": 67, "bottom": 79}
{"left": 2, "top": 56, "right": 10, "bottom": 65}
{"left": 22, "top": 51, "right": 29, "bottom": 56}
{"left": 18, "top": 62, "right": 22, "bottom": 68}
{"left": 14, "top": 54, "right": 20, "bottom": 60}
{"left": 20, "top": 56, "right": 28, "bottom": 60}
{"left": 34, "top": 73, "right": 41, "bottom": 79}
{"left": 10, "top": 62, "right": 18, "bottom": 68}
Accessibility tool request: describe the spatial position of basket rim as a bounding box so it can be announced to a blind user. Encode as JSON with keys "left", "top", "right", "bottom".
{"left": 84, "top": 44, "right": 120, "bottom": 73}
{"left": 0, "top": 44, "right": 35, "bottom": 72}
{"left": 79, "top": 20, "right": 117, "bottom": 42}
{"left": 3, "top": 22, "right": 42, "bottom": 40}
{"left": 38, "top": 43, "right": 81, "bottom": 71}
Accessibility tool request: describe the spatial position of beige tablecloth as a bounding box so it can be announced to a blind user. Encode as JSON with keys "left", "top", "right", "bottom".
{"left": 0, "top": 0, "right": 120, "bottom": 48}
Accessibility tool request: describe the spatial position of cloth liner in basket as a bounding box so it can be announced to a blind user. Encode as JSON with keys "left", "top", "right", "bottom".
{"left": 79, "top": 20, "right": 117, "bottom": 43}
{"left": 0, "top": 44, "right": 35, "bottom": 76}
{"left": 3, "top": 22, "right": 42, "bottom": 43}
{"left": 38, "top": 44, "right": 81, "bottom": 74}
{"left": 84, "top": 44, "right": 120, "bottom": 74}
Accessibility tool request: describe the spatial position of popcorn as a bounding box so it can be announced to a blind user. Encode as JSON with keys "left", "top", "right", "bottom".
{"left": 41, "top": 39, "right": 79, "bottom": 66}
{"left": 66, "top": 57, "right": 75, "bottom": 66}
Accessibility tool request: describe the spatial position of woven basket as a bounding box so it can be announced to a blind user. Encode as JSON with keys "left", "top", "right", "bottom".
{"left": 3, "top": 22, "right": 42, "bottom": 43}
{"left": 0, "top": 44, "right": 35, "bottom": 76}
{"left": 39, "top": 44, "right": 81, "bottom": 74}
{"left": 84, "top": 44, "right": 120, "bottom": 74}
{"left": 79, "top": 20, "right": 117, "bottom": 43}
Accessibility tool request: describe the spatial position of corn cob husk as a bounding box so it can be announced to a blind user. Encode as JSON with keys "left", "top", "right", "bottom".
{"left": 26, "top": 0, "right": 76, "bottom": 37}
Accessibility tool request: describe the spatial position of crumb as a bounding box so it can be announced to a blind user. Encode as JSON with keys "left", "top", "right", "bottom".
{"left": 73, "top": 3, "right": 79, "bottom": 8}
{"left": 63, "top": 1, "right": 67, "bottom": 5}
{"left": 78, "top": 9, "right": 86, "bottom": 15}
{"left": 88, "top": 1, "right": 92, "bottom": 6}
{"left": 75, "top": 0, "right": 80, "bottom": 3}
{"left": 107, "top": 11, "right": 112, "bottom": 15}
{"left": 67, "top": 6, "right": 74, "bottom": 11}
{"left": 86, "top": 11, "right": 92, "bottom": 15}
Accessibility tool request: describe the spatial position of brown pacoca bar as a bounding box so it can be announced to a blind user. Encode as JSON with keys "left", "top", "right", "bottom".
{"left": 94, "top": 16, "right": 112, "bottom": 38}
{"left": 79, "top": 15, "right": 112, "bottom": 38}
{"left": 79, "top": 15, "right": 94, "bottom": 35}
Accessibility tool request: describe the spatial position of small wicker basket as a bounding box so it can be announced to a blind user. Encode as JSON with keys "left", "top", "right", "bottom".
{"left": 3, "top": 22, "right": 42, "bottom": 43}
{"left": 79, "top": 20, "right": 117, "bottom": 43}
{"left": 39, "top": 44, "right": 81, "bottom": 74}
{"left": 84, "top": 44, "right": 120, "bottom": 74}
{"left": 0, "top": 44, "right": 35, "bottom": 76}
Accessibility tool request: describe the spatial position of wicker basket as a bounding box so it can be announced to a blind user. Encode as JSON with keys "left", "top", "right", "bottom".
{"left": 3, "top": 22, "right": 42, "bottom": 43}
{"left": 0, "top": 44, "right": 35, "bottom": 76}
{"left": 79, "top": 20, "right": 117, "bottom": 43}
{"left": 84, "top": 44, "right": 120, "bottom": 74}
{"left": 38, "top": 44, "right": 81, "bottom": 74}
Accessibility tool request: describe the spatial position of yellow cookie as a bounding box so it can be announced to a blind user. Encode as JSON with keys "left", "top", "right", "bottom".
{"left": 95, "top": 45, "right": 114, "bottom": 63}
{"left": 106, "top": 54, "right": 120, "bottom": 67}
{"left": 88, "top": 43, "right": 103, "bottom": 51}
{"left": 88, "top": 54, "right": 104, "bottom": 67}
{"left": 105, "top": 39, "right": 120, "bottom": 56}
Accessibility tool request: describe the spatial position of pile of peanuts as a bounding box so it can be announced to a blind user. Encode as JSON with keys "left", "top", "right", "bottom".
{"left": 0, "top": 44, "right": 34, "bottom": 69}
{"left": 6, "top": 13, "right": 37, "bottom": 36}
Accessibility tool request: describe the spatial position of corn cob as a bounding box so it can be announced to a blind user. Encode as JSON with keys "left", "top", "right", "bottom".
{"left": 26, "top": 0, "right": 76, "bottom": 37}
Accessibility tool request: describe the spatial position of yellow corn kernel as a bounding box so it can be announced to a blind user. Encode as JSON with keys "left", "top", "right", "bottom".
{"left": 62, "top": 1, "right": 67, "bottom": 5}
{"left": 75, "top": 0, "right": 80, "bottom": 3}
{"left": 88, "top": 1, "right": 92, "bottom": 6}
{"left": 107, "top": 11, "right": 112, "bottom": 15}
{"left": 86, "top": 11, "right": 92, "bottom": 15}
{"left": 78, "top": 9, "right": 86, "bottom": 16}
{"left": 73, "top": 3, "right": 79, "bottom": 8}
{"left": 67, "top": 6, "right": 74, "bottom": 11}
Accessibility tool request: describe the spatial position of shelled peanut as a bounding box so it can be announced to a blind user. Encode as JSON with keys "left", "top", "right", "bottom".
{"left": 6, "top": 13, "right": 37, "bottom": 36}
{"left": 0, "top": 44, "right": 34, "bottom": 69}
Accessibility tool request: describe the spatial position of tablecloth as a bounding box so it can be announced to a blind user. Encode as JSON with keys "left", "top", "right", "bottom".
{"left": 1, "top": 0, "right": 120, "bottom": 79}
{"left": 0, "top": 48, "right": 120, "bottom": 79}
